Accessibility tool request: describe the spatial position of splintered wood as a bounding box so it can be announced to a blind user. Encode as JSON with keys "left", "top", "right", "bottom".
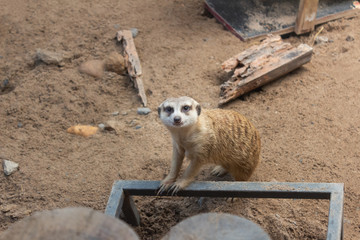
{"left": 117, "top": 30, "right": 147, "bottom": 106}
{"left": 219, "top": 35, "right": 313, "bottom": 105}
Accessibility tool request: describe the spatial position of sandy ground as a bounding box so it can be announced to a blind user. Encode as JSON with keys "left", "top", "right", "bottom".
{"left": 1, "top": 0, "right": 360, "bottom": 239}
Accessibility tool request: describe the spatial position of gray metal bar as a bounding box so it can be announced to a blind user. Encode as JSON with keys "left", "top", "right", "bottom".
{"left": 105, "top": 182, "right": 125, "bottom": 218}
{"left": 122, "top": 195, "right": 141, "bottom": 226}
{"left": 105, "top": 180, "right": 344, "bottom": 239}
{"left": 326, "top": 185, "right": 344, "bottom": 240}
{"left": 116, "top": 180, "right": 337, "bottom": 198}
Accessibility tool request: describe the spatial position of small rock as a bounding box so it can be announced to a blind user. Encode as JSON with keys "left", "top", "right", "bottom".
{"left": 135, "top": 125, "right": 142, "bottom": 130}
{"left": 111, "top": 111, "right": 119, "bottom": 116}
{"left": 2, "top": 159, "right": 19, "bottom": 176}
{"left": 137, "top": 107, "right": 151, "bottom": 115}
{"left": 104, "top": 52, "right": 126, "bottom": 75}
{"left": 78, "top": 60, "right": 105, "bottom": 78}
{"left": 121, "top": 111, "right": 128, "bottom": 116}
{"left": 346, "top": 35, "right": 354, "bottom": 42}
{"left": 129, "top": 120, "right": 138, "bottom": 127}
{"left": 17, "top": 122, "right": 23, "bottom": 128}
{"left": 315, "top": 36, "right": 329, "bottom": 45}
{"left": 0, "top": 55, "right": 3, "bottom": 59}
{"left": 131, "top": 28, "right": 139, "bottom": 38}
{"left": 1, "top": 79, "right": 10, "bottom": 92}
{"left": 36, "top": 49, "right": 68, "bottom": 65}
{"left": 98, "top": 123, "right": 105, "bottom": 130}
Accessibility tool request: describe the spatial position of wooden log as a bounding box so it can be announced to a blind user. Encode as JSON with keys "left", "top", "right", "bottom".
{"left": 117, "top": 30, "right": 147, "bottom": 106}
{"left": 0, "top": 207, "right": 139, "bottom": 240}
{"left": 295, "top": 0, "right": 319, "bottom": 35}
{"left": 219, "top": 36, "right": 313, "bottom": 105}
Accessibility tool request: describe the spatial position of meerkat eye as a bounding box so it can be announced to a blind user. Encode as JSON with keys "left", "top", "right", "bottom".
{"left": 182, "top": 105, "right": 191, "bottom": 112}
{"left": 164, "top": 106, "right": 174, "bottom": 113}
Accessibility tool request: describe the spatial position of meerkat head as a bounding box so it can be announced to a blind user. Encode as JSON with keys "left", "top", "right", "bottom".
{"left": 158, "top": 96, "right": 201, "bottom": 128}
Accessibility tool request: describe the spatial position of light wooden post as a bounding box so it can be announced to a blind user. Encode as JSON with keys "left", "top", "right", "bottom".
{"left": 295, "top": 0, "right": 319, "bottom": 34}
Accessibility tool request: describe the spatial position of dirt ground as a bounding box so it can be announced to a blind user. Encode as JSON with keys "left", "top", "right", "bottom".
{"left": 1, "top": 0, "right": 359, "bottom": 239}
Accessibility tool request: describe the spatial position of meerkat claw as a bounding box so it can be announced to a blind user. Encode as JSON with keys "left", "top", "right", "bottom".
{"left": 157, "top": 183, "right": 171, "bottom": 195}
{"left": 169, "top": 184, "right": 181, "bottom": 196}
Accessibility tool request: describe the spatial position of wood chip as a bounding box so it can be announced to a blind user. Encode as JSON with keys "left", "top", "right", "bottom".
{"left": 67, "top": 125, "right": 98, "bottom": 137}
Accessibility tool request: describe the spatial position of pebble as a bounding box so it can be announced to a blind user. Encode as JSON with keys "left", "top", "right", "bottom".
{"left": 131, "top": 28, "right": 139, "bottom": 38}
{"left": 135, "top": 125, "right": 142, "bottom": 130}
{"left": 98, "top": 123, "right": 105, "bottom": 130}
{"left": 2, "top": 159, "right": 19, "bottom": 176}
{"left": 137, "top": 107, "right": 151, "bottom": 115}
{"left": 315, "top": 36, "right": 329, "bottom": 45}
{"left": 17, "top": 122, "right": 23, "bottom": 128}
{"left": 36, "top": 49, "right": 65, "bottom": 65}
{"left": 111, "top": 111, "right": 120, "bottom": 116}
{"left": 121, "top": 111, "right": 128, "bottom": 116}
{"left": 346, "top": 35, "right": 354, "bottom": 42}
{"left": 1, "top": 79, "right": 9, "bottom": 89}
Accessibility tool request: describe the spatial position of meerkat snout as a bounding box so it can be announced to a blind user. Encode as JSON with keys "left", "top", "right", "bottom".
{"left": 173, "top": 116, "right": 181, "bottom": 124}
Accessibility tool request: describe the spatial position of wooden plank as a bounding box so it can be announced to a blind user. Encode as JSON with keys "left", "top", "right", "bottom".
{"left": 219, "top": 36, "right": 313, "bottom": 105}
{"left": 117, "top": 30, "right": 147, "bottom": 106}
{"left": 295, "top": 0, "right": 319, "bottom": 34}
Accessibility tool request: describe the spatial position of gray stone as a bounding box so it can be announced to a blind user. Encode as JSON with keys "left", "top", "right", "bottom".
{"left": 131, "top": 28, "right": 139, "bottom": 38}
{"left": 111, "top": 111, "right": 120, "bottom": 116}
{"left": 98, "top": 123, "right": 105, "bottom": 130}
{"left": 36, "top": 49, "right": 70, "bottom": 65}
{"left": 137, "top": 107, "right": 151, "bottom": 115}
{"left": 315, "top": 36, "right": 329, "bottom": 45}
{"left": 346, "top": 35, "right": 354, "bottom": 42}
{"left": 2, "top": 160, "right": 19, "bottom": 176}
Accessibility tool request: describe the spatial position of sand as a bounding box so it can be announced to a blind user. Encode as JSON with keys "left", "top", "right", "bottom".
{"left": 0, "top": 0, "right": 359, "bottom": 239}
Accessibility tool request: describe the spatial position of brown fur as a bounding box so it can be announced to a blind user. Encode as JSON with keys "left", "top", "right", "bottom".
{"left": 158, "top": 97, "right": 261, "bottom": 193}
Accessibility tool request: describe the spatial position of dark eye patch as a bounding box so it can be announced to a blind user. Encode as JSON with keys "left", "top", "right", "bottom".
{"left": 164, "top": 106, "right": 174, "bottom": 114}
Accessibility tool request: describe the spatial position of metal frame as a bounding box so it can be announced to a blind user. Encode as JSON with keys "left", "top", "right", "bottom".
{"left": 105, "top": 180, "right": 344, "bottom": 240}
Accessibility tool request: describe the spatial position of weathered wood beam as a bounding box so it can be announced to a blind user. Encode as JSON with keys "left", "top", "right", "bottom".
{"left": 295, "top": 0, "right": 319, "bottom": 35}
{"left": 117, "top": 30, "right": 147, "bottom": 106}
{"left": 219, "top": 35, "right": 313, "bottom": 105}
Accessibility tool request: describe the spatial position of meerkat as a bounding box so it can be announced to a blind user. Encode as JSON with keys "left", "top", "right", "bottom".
{"left": 157, "top": 96, "right": 261, "bottom": 194}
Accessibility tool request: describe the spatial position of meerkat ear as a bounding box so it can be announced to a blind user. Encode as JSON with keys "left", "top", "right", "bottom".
{"left": 157, "top": 107, "right": 161, "bottom": 117}
{"left": 196, "top": 104, "right": 201, "bottom": 116}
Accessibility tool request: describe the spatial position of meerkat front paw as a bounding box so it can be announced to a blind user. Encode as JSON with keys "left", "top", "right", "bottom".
{"left": 168, "top": 179, "right": 192, "bottom": 195}
{"left": 157, "top": 176, "right": 176, "bottom": 195}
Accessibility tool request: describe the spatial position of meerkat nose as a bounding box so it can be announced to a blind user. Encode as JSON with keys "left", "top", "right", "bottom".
{"left": 174, "top": 116, "right": 181, "bottom": 123}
